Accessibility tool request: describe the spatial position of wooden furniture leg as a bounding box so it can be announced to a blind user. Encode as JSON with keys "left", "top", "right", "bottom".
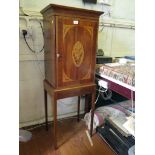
{"left": 85, "top": 94, "right": 89, "bottom": 114}
{"left": 90, "top": 92, "right": 95, "bottom": 136}
{"left": 44, "top": 89, "right": 48, "bottom": 131}
{"left": 77, "top": 96, "right": 81, "bottom": 122}
{"left": 52, "top": 94, "right": 58, "bottom": 149}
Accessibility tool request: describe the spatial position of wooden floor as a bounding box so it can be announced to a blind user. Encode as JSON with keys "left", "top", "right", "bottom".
{"left": 19, "top": 118, "right": 116, "bottom": 155}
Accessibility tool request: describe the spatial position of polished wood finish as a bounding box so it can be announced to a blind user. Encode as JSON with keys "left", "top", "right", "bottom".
{"left": 41, "top": 4, "right": 103, "bottom": 149}
{"left": 41, "top": 4, "right": 103, "bottom": 88}
{"left": 41, "top": 4, "right": 103, "bottom": 20}
{"left": 19, "top": 118, "right": 116, "bottom": 155}
{"left": 44, "top": 80, "right": 96, "bottom": 100}
{"left": 57, "top": 17, "right": 97, "bottom": 87}
{"left": 77, "top": 96, "right": 81, "bottom": 122}
{"left": 44, "top": 80, "right": 96, "bottom": 148}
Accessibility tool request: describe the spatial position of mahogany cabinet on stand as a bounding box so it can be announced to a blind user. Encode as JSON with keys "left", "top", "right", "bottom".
{"left": 41, "top": 4, "right": 103, "bottom": 149}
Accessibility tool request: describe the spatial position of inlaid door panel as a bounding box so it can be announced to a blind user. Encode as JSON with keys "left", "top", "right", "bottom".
{"left": 57, "top": 17, "right": 98, "bottom": 87}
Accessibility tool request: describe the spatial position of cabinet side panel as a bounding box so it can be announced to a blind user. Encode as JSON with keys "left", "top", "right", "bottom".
{"left": 43, "top": 16, "right": 56, "bottom": 87}
{"left": 91, "top": 20, "right": 98, "bottom": 82}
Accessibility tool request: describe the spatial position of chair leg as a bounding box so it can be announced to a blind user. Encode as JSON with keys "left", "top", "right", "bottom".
{"left": 77, "top": 96, "right": 80, "bottom": 122}
{"left": 44, "top": 89, "right": 48, "bottom": 131}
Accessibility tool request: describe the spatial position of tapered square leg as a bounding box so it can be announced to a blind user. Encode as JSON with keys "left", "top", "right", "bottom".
{"left": 77, "top": 96, "right": 81, "bottom": 122}
{"left": 90, "top": 93, "right": 96, "bottom": 136}
{"left": 52, "top": 95, "right": 58, "bottom": 149}
{"left": 44, "top": 89, "right": 48, "bottom": 131}
{"left": 85, "top": 94, "right": 89, "bottom": 114}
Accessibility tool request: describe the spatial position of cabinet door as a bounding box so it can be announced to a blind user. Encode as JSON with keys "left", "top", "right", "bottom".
{"left": 56, "top": 16, "right": 98, "bottom": 87}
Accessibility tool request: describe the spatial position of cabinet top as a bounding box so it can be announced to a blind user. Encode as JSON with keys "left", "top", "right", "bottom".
{"left": 40, "top": 4, "right": 103, "bottom": 19}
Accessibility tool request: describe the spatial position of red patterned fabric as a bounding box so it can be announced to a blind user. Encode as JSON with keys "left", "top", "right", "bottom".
{"left": 99, "top": 63, "right": 135, "bottom": 86}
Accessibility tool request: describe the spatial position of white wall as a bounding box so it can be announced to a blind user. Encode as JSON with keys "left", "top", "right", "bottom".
{"left": 98, "top": 0, "right": 135, "bottom": 56}
{"left": 98, "top": 26, "right": 135, "bottom": 57}
{"left": 19, "top": 0, "right": 135, "bottom": 127}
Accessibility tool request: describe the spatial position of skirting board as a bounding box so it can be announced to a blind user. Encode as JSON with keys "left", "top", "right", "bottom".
{"left": 19, "top": 110, "right": 85, "bottom": 128}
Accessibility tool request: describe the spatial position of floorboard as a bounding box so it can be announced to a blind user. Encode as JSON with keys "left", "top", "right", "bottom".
{"left": 19, "top": 117, "right": 116, "bottom": 155}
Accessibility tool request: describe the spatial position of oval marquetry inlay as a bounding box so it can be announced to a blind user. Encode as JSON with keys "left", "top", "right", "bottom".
{"left": 72, "top": 41, "right": 84, "bottom": 67}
